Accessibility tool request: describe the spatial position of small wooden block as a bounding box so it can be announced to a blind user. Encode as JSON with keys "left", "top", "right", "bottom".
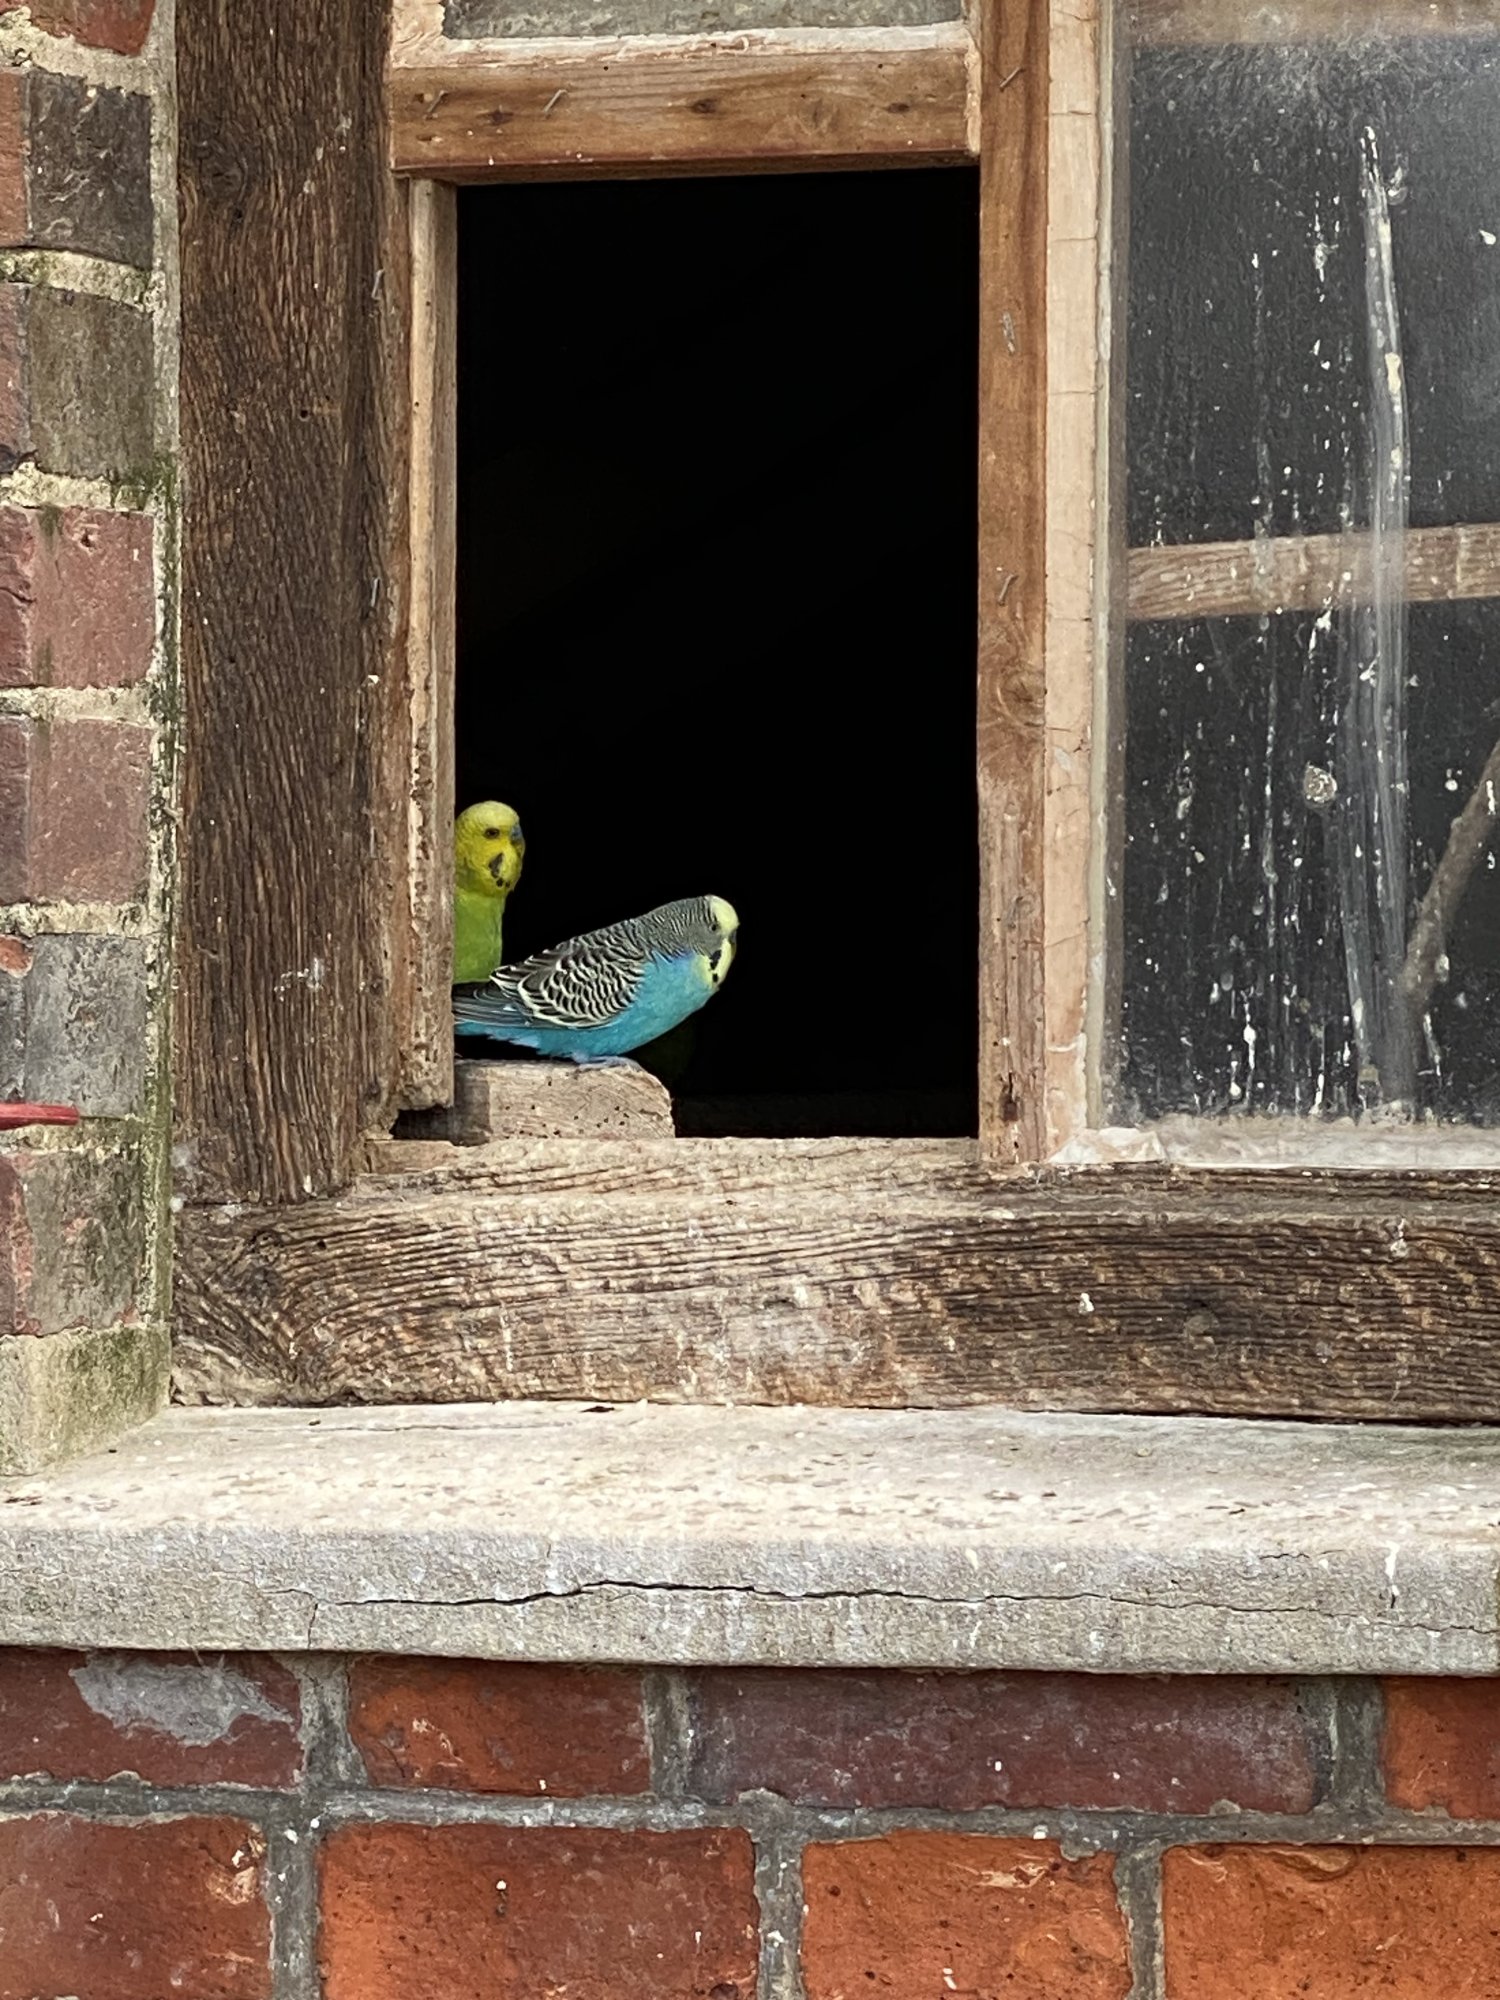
{"left": 407, "top": 1057, "right": 675, "bottom": 1143}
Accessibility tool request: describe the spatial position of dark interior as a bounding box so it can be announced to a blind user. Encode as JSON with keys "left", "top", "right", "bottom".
{"left": 456, "top": 167, "right": 979, "bottom": 1136}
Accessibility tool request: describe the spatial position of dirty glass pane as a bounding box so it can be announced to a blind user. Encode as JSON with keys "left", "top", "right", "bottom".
{"left": 1118, "top": 18, "right": 1500, "bottom": 1125}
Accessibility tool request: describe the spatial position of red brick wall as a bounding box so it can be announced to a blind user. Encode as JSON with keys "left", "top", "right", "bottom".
{"left": 0, "top": 1652, "right": 1497, "bottom": 1997}
{"left": 0, "top": 0, "right": 174, "bottom": 1462}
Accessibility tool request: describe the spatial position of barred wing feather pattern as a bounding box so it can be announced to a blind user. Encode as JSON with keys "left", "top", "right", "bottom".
{"left": 494, "top": 920, "right": 649, "bottom": 1030}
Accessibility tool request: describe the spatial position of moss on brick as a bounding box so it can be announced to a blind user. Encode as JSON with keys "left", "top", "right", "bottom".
{"left": 0, "top": 1318, "right": 168, "bottom": 1474}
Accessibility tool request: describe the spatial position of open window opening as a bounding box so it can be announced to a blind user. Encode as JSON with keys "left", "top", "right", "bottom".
{"left": 455, "top": 167, "right": 980, "bottom": 1139}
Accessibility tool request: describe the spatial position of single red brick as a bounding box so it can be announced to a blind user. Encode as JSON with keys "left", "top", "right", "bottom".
{"left": 1382, "top": 1678, "right": 1500, "bottom": 1817}
{"left": 19, "top": 288, "right": 154, "bottom": 481}
{"left": 32, "top": 716, "right": 150, "bottom": 899}
{"left": 348, "top": 1658, "right": 650, "bottom": 1796}
{"left": 319, "top": 1823, "right": 759, "bottom": 2000}
{"left": 26, "top": 0, "right": 154, "bottom": 55}
{"left": 31, "top": 73, "right": 152, "bottom": 263}
{"left": 0, "top": 507, "right": 155, "bottom": 689}
{"left": 0, "top": 929, "right": 147, "bottom": 1113}
{"left": 0, "top": 1813, "right": 271, "bottom": 2000}
{"left": 0, "top": 715, "right": 150, "bottom": 902}
{"left": 44, "top": 509, "right": 154, "bottom": 685}
{"left": 0, "top": 1145, "right": 143, "bottom": 1335}
{"left": 0, "top": 1650, "right": 302, "bottom": 1787}
{"left": 802, "top": 1833, "right": 1130, "bottom": 2000}
{"left": 687, "top": 1670, "right": 1318, "bottom": 1814}
{"left": 0, "top": 282, "right": 152, "bottom": 489}
{"left": 1163, "top": 1844, "right": 1500, "bottom": 1998}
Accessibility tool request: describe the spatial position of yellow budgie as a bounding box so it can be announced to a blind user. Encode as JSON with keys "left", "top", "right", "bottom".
{"left": 452, "top": 801, "right": 525, "bottom": 984}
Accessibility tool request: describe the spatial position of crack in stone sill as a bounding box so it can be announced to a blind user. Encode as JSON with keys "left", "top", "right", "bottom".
{"left": 303, "top": 1578, "right": 1497, "bottom": 1637}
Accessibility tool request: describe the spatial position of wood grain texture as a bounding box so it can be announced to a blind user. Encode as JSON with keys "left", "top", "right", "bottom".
{"left": 390, "top": 35, "right": 974, "bottom": 176}
{"left": 1041, "top": 0, "right": 1105, "bottom": 1153}
{"left": 173, "top": 1137, "right": 1500, "bottom": 1417}
{"left": 1135, "top": 0, "right": 1500, "bottom": 42}
{"left": 177, "top": 0, "right": 411, "bottom": 1202}
{"left": 976, "top": 0, "right": 1049, "bottom": 1160}
{"left": 1128, "top": 522, "right": 1500, "bottom": 624}
{"left": 392, "top": 181, "right": 458, "bottom": 1110}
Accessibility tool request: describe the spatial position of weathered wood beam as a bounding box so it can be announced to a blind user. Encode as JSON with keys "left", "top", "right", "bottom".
{"left": 393, "top": 181, "right": 458, "bottom": 1112}
{"left": 390, "top": 32, "right": 975, "bottom": 178}
{"left": 173, "top": 1138, "right": 1500, "bottom": 1420}
{"left": 976, "top": 0, "right": 1049, "bottom": 1160}
{"left": 178, "top": 0, "right": 413, "bottom": 1203}
{"left": 1135, "top": 0, "right": 1498, "bottom": 44}
{"left": 1128, "top": 521, "right": 1500, "bottom": 624}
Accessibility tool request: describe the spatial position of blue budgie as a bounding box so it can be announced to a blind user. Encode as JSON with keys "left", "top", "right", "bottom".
{"left": 453, "top": 895, "right": 739, "bottom": 1061}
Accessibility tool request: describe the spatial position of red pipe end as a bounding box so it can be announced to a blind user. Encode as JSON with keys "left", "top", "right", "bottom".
{"left": 0, "top": 1102, "right": 80, "bottom": 1130}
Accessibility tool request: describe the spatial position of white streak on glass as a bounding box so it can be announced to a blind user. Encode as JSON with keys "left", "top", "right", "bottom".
{"left": 1337, "top": 126, "right": 1413, "bottom": 1111}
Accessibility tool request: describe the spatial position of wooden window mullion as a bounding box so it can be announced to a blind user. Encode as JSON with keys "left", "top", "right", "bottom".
{"left": 977, "top": 0, "right": 1051, "bottom": 1161}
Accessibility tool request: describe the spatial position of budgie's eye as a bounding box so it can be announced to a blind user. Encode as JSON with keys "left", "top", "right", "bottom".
{"left": 485, "top": 826, "right": 505, "bottom": 840}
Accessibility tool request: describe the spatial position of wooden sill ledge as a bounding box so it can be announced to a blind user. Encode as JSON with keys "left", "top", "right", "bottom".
{"left": 2, "top": 1400, "right": 1497, "bottom": 1674}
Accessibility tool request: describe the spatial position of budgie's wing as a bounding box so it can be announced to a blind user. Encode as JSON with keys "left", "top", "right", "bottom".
{"left": 454, "top": 917, "right": 650, "bottom": 1033}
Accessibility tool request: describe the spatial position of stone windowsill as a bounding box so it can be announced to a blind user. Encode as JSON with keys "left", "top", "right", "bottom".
{"left": 0, "top": 1401, "right": 1496, "bottom": 1674}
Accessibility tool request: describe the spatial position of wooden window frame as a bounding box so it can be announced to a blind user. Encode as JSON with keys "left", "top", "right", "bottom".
{"left": 172, "top": 0, "right": 1500, "bottom": 1421}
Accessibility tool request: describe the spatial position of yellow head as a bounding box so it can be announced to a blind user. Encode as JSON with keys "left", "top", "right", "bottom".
{"left": 455, "top": 801, "right": 525, "bottom": 903}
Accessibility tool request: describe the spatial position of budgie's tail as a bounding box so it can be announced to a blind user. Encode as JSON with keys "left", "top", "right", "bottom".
{"left": 452, "top": 977, "right": 530, "bottom": 1038}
